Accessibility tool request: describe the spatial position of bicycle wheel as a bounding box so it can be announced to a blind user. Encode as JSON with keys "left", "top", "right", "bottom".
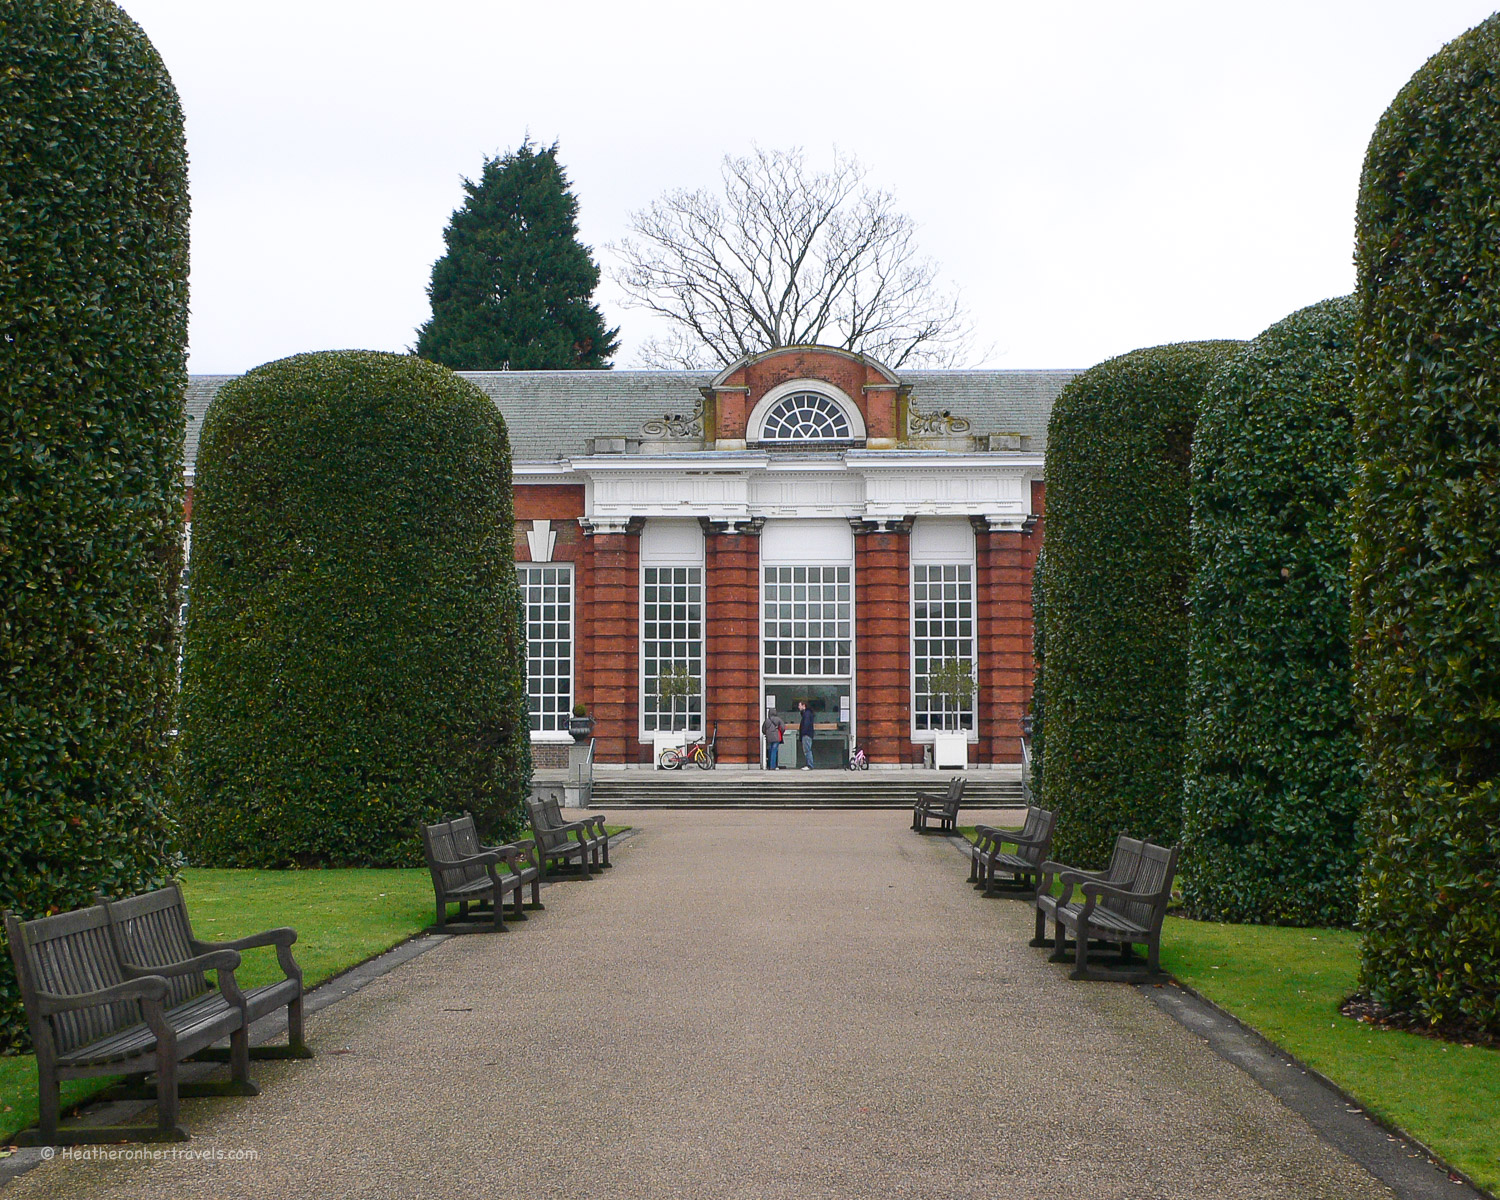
{"left": 697, "top": 747, "right": 715, "bottom": 770}
{"left": 858, "top": 756, "right": 868, "bottom": 770}
{"left": 658, "top": 747, "right": 682, "bottom": 770}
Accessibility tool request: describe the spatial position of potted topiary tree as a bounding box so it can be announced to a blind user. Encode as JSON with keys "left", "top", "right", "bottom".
{"left": 928, "top": 658, "right": 975, "bottom": 769}
{"left": 568, "top": 702, "right": 594, "bottom": 743}
{"left": 654, "top": 664, "right": 698, "bottom": 732}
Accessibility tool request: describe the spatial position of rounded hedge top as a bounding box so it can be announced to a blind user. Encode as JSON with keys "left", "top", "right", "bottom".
{"left": 1182, "top": 296, "right": 1362, "bottom": 926}
{"left": 177, "top": 351, "right": 531, "bottom": 867}
{"left": 1040, "top": 340, "right": 1242, "bottom": 867}
{"left": 0, "top": 0, "right": 189, "bottom": 1051}
{"left": 1353, "top": 13, "right": 1500, "bottom": 1032}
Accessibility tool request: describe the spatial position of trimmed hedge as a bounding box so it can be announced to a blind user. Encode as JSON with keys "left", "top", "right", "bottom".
{"left": 1028, "top": 548, "right": 1046, "bottom": 800}
{"left": 1040, "top": 341, "right": 1241, "bottom": 867}
{"left": 1181, "top": 297, "right": 1364, "bottom": 926}
{"left": 0, "top": 1, "right": 189, "bottom": 1052}
{"left": 177, "top": 352, "right": 531, "bottom": 867}
{"left": 1352, "top": 15, "right": 1500, "bottom": 1034}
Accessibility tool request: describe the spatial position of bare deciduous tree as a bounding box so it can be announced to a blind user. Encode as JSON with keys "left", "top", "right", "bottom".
{"left": 609, "top": 147, "right": 975, "bottom": 369}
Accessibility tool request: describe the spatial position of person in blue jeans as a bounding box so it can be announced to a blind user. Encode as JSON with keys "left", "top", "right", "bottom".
{"left": 798, "top": 699, "right": 815, "bottom": 769}
{"left": 763, "top": 707, "right": 786, "bottom": 770}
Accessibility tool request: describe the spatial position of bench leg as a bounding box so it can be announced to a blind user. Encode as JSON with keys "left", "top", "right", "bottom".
{"left": 1030, "top": 903, "right": 1052, "bottom": 947}
{"left": 1049, "top": 916, "right": 1070, "bottom": 962}
{"left": 226, "top": 1026, "right": 260, "bottom": 1094}
{"left": 601, "top": 835, "right": 611, "bottom": 868}
{"left": 37, "top": 1068, "right": 60, "bottom": 1144}
{"left": 156, "top": 1042, "right": 180, "bottom": 1134}
{"left": 286, "top": 994, "right": 311, "bottom": 1057}
{"left": 1071, "top": 923, "right": 1093, "bottom": 980}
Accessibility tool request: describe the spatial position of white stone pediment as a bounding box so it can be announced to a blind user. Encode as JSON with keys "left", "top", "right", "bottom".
{"left": 555, "top": 451, "right": 1042, "bottom": 527}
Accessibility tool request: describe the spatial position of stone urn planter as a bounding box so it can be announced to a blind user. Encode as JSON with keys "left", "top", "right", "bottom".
{"left": 568, "top": 712, "right": 594, "bottom": 743}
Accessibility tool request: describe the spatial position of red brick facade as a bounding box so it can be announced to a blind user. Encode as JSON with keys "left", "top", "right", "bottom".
{"left": 509, "top": 345, "right": 1048, "bottom": 767}
{"left": 704, "top": 527, "right": 762, "bottom": 764}
{"left": 854, "top": 525, "right": 914, "bottom": 765}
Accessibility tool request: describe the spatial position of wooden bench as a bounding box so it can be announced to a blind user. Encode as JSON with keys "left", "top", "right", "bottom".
{"left": 101, "top": 884, "right": 311, "bottom": 1062}
{"left": 1031, "top": 834, "right": 1145, "bottom": 950}
{"left": 525, "top": 797, "right": 605, "bottom": 879}
{"left": 4, "top": 903, "right": 255, "bottom": 1144}
{"left": 911, "top": 777, "right": 966, "bottom": 833}
{"left": 542, "top": 796, "right": 610, "bottom": 870}
{"left": 967, "top": 806, "right": 1056, "bottom": 896}
{"left": 420, "top": 812, "right": 541, "bottom": 932}
{"left": 1033, "top": 838, "right": 1178, "bottom": 981}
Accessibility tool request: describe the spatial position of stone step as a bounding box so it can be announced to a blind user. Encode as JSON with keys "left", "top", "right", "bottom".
{"left": 586, "top": 769, "right": 1026, "bottom": 808}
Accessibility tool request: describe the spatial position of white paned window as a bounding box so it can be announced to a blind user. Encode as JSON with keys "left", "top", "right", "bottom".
{"left": 759, "top": 391, "right": 852, "bottom": 442}
{"left": 763, "top": 566, "right": 852, "bottom": 677}
{"left": 912, "top": 563, "right": 975, "bottom": 731}
{"left": 518, "top": 563, "right": 573, "bottom": 734}
{"left": 642, "top": 565, "right": 703, "bottom": 732}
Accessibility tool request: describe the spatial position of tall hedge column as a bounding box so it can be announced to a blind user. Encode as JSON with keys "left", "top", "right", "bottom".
{"left": 0, "top": 0, "right": 188, "bottom": 1051}
{"left": 1352, "top": 14, "right": 1500, "bottom": 1033}
{"left": 178, "top": 352, "right": 529, "bottom": 866}
{"left": 1041, "top": 341, "right": 1241, "bottom": 867}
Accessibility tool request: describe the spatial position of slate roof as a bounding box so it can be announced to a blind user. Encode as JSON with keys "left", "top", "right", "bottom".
{"left": 182, "top": 368, "right": 1077, "bottom": 476}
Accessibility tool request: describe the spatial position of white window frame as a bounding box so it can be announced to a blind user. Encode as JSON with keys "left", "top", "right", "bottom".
{"left": 745, "top": 378, "right": 867, "bottom": 444}
{"left": 910, "top": 518, "right": 978, "bottom": 743}
{"left": 517, "top": 562, "right": 574, "bottom": 741}
{"left": 640, "top": 563, "right": 705, "bottom": 735}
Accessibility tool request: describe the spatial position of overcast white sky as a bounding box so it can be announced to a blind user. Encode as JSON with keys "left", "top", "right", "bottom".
{"left": 119, "top": 0, "right": 1498, "bottom": 374}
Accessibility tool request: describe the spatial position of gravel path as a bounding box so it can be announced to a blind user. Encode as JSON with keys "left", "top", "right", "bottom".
{"left": 5, "top": 808, "right": 1393, "bottom": 1200}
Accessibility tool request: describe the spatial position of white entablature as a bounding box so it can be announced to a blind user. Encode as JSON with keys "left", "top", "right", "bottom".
{"left": 515, "top": 449, "right": 1044, "bottom": 532}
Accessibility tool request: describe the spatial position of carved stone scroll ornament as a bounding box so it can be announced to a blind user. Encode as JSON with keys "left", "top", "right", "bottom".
{"left": 907, "top": 402, "right": 972, "bottom": 436}
{"left": 640, "top": 399, "right": 705, "bottom": 440}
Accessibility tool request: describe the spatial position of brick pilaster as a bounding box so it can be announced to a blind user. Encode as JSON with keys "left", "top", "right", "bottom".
{"left": 975, "top": 520, "right": 1038, "bottom": 765}
{"left": 854, "top": 523, "right": 914, "bottom": 765}
{"left": 703, "top": 524, "right": 761, "bottom": 764}
{"left": 579, "top": 527, "right": 641, "bottom": 763}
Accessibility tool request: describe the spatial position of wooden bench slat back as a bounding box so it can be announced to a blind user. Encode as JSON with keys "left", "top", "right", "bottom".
{"left": 1101, "top": 841, "right": 1177, "bottom": 929}
{"left": 1014, "top": 807, "right": 1056, "bottom": 866}
{"left": 526, "top": 799, "right": 567, "bottom": 853}
{"left": 105, "top": 886, "right": 208, "bottom": 1010}
{"left": 446, "top": 816, "right": 495, "bottom": 884}
{"left": 421, "top": 818, "right": 487, "bottom": 892}
{"left": 10, "top": 906, "right": 141, "bottom": 1056}
{"left": 541, "top": 797, "right": 568, "bottom": 829}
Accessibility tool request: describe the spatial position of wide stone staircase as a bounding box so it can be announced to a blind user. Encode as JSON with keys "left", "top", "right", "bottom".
{"left": 587, "top": 767, "right": 1026, "bottom": 809}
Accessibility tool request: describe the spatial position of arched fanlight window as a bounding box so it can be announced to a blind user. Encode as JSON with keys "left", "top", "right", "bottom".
{"left": 758, "top": 391, "right": 852, "bottom": 442}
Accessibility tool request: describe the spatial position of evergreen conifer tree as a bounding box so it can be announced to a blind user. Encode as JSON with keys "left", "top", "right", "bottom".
{"left": 416, "top": 141, "right": 618, "bottom": 370}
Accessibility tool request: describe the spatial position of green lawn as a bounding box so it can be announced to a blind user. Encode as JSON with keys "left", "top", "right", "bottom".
{"left": 960, "top": 827, "right": 1500, "bottom": 1191}
{"left": 1162, "top": 920, "right": 1500, "bottom": 1194}
{"left": 1, "top": 833, "right": 629, "bottom": 1145}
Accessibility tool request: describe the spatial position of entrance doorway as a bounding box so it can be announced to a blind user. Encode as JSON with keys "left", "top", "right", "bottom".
{"left": 765, "top": 682, "right": 850, "bottom": 769}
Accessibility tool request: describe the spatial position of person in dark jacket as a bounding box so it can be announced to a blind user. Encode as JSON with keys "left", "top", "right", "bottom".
{"left": 797, "top": 700, "right": 815, "bottom": 769}
{"left": 762, "top": 707, "right": 787, "bottom": 770}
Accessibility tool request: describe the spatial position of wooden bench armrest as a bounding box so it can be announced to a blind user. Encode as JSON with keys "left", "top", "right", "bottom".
{"left": 121, "top": 948, "right": 242, "bottom": 979}
{"left": 974, "top": 823, "right": 1021, "bottom": 839}
{"left": 1080, "top": 879, "right": 1151, "bottom": 903}
{"left": 193, "top": 926, "right": 298, "bottom": 953}
{"left": 193, "top": 927, "right": 303, "bottom": 985}
{"left": 37, "top": 975, "right": 169, "bottom": 1015}
{"left": 436, "top": 848, "right": 504, "bottom": 869}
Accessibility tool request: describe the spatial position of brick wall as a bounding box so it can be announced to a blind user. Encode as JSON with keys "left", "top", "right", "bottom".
{"left": 578, "top": 530, "right": 642, "bottom": 763}
{"left": 854, "top": 527, "right": 915, "bottom": 764}
{"left": 704, "top": 527, "right": 762, "bottom": 763}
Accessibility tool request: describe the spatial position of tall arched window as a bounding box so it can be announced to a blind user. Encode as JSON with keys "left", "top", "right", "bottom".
{"left": 759, "top": 391, "right": 852, "bottom": 442}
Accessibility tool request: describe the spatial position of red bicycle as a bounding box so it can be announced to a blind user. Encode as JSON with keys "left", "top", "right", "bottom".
{"left": 657, "top": 723, "right": 717, "bottom": 770}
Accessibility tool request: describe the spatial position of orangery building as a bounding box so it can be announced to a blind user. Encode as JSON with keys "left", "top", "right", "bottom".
{"left": 184, "top": 346, "right": 1074, "bottom": 772}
